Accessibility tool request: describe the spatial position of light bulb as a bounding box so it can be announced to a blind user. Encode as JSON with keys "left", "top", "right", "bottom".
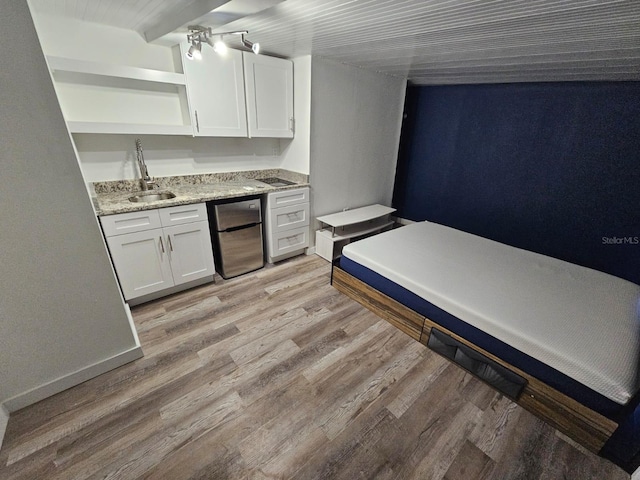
{"left": 214, "top": 40, "right": 228, "bottom": 55}
{"left": 251, "top": 42, "right": 260, "bottom": 55}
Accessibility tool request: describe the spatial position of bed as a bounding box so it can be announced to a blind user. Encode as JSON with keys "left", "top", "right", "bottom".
{"left": 331, "top": 221, "right": 640, "bottom": 470}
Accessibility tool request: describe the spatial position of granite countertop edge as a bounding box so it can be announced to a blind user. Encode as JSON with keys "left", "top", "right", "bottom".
{"left": 92, "top": 169, "right": 309, "bottom": 217}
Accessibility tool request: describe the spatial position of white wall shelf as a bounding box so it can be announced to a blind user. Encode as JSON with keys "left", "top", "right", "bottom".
{"left": 67, "top": 121, "right": 193, "bottom": 135}
{"left": 47, "top": 55, "right": 192, "bottom": 136}
{"left": 47, "top": 56, "right": 186, "bottom": 85}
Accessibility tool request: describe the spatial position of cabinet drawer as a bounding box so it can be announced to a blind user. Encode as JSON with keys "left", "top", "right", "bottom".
{"left": 271, "top": 203, "right": 310, "bottom": 233}
{"left": 268, "top": 188, "right": 309, "bottom": 209}
{"left": 270, "top": 226, "right": 309, "bottom": 257}
{"left": 100, "top": 209, "right": 162, "bottom": 237}
{"left": 159, "top": 203, "right": 208, "bottom": 227}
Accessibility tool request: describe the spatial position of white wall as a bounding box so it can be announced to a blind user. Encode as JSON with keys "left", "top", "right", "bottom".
{"left": 0, "top": 405, "right": 8, "bottom": 451}
{"left": 34, "top": 14, "right": 176, "bottom": 71}
{"left": 0, "top": 0, "right": 140, "bottom": 416}
{"left": 74, "top": 134, "right": 282, "bottom": 182}
{"left": 280, "top": 55, "right": 312, "bottom": 174}
{"left": 309, "top": 57, "right": 406, "bottom": 225}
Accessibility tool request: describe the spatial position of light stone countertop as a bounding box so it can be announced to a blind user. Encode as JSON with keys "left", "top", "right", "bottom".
{"left": 92, "top": 169, "right": 309, "bottom": 216}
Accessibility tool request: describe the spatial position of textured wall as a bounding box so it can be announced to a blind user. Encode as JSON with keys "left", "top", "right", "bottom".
{"left": 309, "top": 57, "right": 406, "bottom": 232}
{"left": 393, "top": 82, "right": 640, "bottom": 285}
{"left": 0, "top": 1, "right": 139, "bottom": 409}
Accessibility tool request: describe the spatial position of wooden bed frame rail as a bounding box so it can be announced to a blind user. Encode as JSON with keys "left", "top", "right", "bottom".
{"left": 332, "top": 264, "right": 618, "bottom": 453}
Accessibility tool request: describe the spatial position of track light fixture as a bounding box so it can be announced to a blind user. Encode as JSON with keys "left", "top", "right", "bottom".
{"left": 242, "top": 33, "right": 260, "bottom": 55}
{"left": 185, "top": 40, "right": 202, "bottom": 60}
{"left": 185, "top": 25, "right": 261, "bottom": 60}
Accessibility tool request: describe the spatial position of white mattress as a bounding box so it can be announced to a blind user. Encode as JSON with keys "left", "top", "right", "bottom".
{"left": 342, "top": 221, "right": 640, "bottom": 404}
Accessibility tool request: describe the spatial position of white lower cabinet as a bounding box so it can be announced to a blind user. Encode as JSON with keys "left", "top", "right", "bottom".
{"left": 100, "top": 203, "right": 215, "bottom": 304}
{"left": 265, "top": 188, "right": 310, "bottom": 263}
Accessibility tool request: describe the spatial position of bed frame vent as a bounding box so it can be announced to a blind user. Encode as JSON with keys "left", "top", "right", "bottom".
{"left": 427, "top": 328, "right": 527, "bottom": 399}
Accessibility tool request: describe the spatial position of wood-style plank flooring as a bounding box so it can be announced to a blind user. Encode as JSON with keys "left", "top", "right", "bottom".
{"left": 0, "top": 255, "right": 629, "bottom": 479}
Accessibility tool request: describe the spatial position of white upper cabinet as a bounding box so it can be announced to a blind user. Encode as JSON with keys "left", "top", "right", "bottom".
{"left": 180, "top": 44, "right": 248, "bottom": 137}
{"left": 243, "top": 53, "right": 294, "bottom": 138}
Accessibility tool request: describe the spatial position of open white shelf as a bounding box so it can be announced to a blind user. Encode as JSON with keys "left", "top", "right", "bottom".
{"left": 47, "top": 56, "right": 186, "bottom": 85}
{"left": 67, "top": 122, "right": 193, "bottom": 135}
{"left": 48, "top": 56, "right": 192, "bottom": 136}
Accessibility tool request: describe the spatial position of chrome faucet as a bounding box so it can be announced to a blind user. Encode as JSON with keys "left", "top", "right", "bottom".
{"left": 135, "top": 138, "right": 156, "bottom": 190}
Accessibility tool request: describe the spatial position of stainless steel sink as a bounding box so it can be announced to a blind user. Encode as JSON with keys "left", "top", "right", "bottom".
{"left": 128, "top": 192, "right": 176, "bottom": 203}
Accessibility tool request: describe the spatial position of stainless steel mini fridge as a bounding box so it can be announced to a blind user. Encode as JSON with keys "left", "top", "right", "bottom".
{"left": 208, "top": 196, "right": 264, "bottom": 279}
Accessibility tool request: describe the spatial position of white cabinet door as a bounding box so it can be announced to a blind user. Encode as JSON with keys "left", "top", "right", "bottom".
{"left": 181, "top": 44, "right": 248, "bottom": 137}
{"left": 105, "top": 229, "right": 173, "bottom": 300}
{"left": 243, "top": 53, "right": 294, "bottom": 138}
{"left": 165, "top": 221, "right": 215, "bottom": 286}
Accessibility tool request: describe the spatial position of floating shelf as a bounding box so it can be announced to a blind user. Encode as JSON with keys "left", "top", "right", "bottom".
{"left": 47, "top": 56, "right": 186, "bottom": 85}
{"left": 67, "top": 122, "right": 193, "bottom": 135}
{"left": 48, "top": 56, "right": 193, "bottom": 135}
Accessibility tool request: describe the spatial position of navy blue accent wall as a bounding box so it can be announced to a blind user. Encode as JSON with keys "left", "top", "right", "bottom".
{"left": 393, "top": 82, "right": 640, "bottom": 285}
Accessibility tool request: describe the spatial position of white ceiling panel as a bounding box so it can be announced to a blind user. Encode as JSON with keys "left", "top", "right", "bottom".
{"left": 29, "top": 0, "right": 640, "bottom": 84}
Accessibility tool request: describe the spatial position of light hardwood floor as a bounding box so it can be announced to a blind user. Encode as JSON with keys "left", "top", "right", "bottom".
{"left": 0, "top": 254, "right": 629, "bottom": 479}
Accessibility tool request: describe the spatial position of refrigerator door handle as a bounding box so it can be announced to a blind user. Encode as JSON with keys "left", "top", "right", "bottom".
{"left": 222, "top": 222, "right": 260, "bottom": 233}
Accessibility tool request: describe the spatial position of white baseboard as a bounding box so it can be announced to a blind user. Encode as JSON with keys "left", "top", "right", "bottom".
{"left": 0, "top": 404, "right": 9, "bottom": 451}
{"left": 123, "top": 301, "right": 141, "bottom": 347}
{"left": 3, "top": 345, "right": 143, "bottom": 413}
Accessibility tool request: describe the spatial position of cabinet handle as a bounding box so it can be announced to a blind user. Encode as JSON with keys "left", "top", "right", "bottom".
{"left": 167, "top": 234, "right": 173, "bottom": 252}
{"left": 195, "top": 110, "right": 200, "bottom": 133}
{"left": 159, "top": 236, "right": 165, "bottom": 253}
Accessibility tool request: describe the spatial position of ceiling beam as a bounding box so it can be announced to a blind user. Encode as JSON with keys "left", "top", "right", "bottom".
{"left": 143, "top": 0, "right": 231, "bottom": 43}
